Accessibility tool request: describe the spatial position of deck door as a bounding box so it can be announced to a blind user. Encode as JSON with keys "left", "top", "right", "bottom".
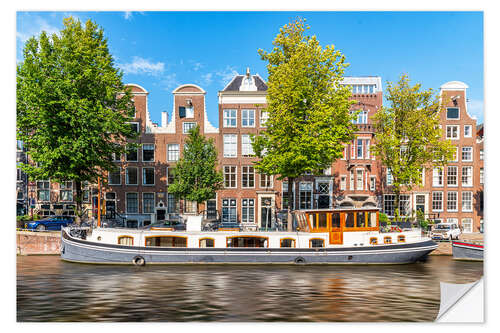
{"left": 329, "top": 212, "right": 343, "bottom": 245}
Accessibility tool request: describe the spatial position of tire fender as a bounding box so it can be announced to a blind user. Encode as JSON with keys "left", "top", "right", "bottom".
{"left": 132, "top": 255, "right": 146, "bottom": 266}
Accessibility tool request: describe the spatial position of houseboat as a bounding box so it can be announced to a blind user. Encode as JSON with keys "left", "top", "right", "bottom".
{"left": 60, "top": 208, "right": 437, "bottom": 265}
{"left": 452, "top": 240, "right": 484, "bottom": 261}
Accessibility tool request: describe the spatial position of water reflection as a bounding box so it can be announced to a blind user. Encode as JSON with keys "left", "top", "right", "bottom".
{"left": 17, "top": 256, "right": 483, "bottom": 322}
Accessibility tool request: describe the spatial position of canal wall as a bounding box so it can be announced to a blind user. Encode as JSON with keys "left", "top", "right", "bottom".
{"left": 17, "top": 231, "right": 61, "bottom": 255}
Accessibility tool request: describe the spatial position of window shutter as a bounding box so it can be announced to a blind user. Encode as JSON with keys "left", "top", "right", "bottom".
{"left": 179, "top": 106, "right": 186, "bottom": 118}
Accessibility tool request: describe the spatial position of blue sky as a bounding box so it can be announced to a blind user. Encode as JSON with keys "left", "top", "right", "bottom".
{"left": 16, "top": 11, "right": 484, "bottom": 125}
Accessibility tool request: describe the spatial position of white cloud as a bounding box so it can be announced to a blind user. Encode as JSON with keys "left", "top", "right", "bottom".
{"left": 197, "top": 73, "right": 213, "bottom": 86}
{"left": 17, "top": 16, "right": 60, "bottom": 43}
{"left": 215, "top": 66, "right": 239, "bottom": 86}
{"left": 160, "top": 73, "right": 179, "bottom": 91}
{"left": 124, "top": 12, "right": 132, "bottom": 20}
{"left": 193, "top": 62, "right": 203, "bottom": 71}
{"left": 119, "top": 56, "right": 165, "bottom": 76}
{"left": 467, "top": 99, "right": 484, "bottom": 122}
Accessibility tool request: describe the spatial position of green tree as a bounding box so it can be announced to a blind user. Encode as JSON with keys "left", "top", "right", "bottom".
{"left": 372, "top": 74, "right": 454, "bottom": 221}
{"left": 253, "top": 18, "right": 356, "bottom": 229}
{"left": 168, "top": 125, "right": 224, "bottom": 215}
{"left": 16, "top": 17, "right": 137, "bottom": 222}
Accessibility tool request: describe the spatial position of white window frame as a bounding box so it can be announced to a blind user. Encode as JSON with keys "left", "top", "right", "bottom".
{"left": 241, "top": 198, "right": 255, "bottom": 223}
{"left": 241, "top": 109, "right": 255, "bottom": 128}
{"left": 447, "top": 191, "right": 458, "bottom": 212}
{"left": 167, "top": 144, "right": 180, "bottom": 162}
{"left": 126, "top": 192, "right": 139, "bottom": 214}
{"left": 432, "top": 167, "right": 443, "bottom": 187}
{"left": 340, "top": 175, "right": 347, "bottom": 191}
{"left": 450, "top": 146, "right": 458, "bottom": 162}
{"left": 142, "top": 192, "right": 155, "bottom": 214}
{"left": 432, "top": 191, "right": 443, "bottom": 212}
{"left": 447, "top": 166, "right": 458, "bottom": 187}
{"left": 126, "top": 121, "right": 140, "bottom": 133}
{"left": 126, "top": 167, "right": 138, "bottom": 185}
{"left": 223, "top": 134, "right": 237, "bottom": 158}
{"left": 182, "top": 122, "right": 197, "bottom": 134}
{"left": 126, "top": 146, "right": 138, "bottom": 162}
{"left": 464, "top": 125, "right": 472, "bottom": 138}
{"left": 369, "top": 176, "right": 376, "bottom": 191}
{"left": 223, "top": 165, "right": 237, "bottom": 189}
{"left": 480, "top": 168, "right": 484, "bottom": 184}
{"left": 461, "top": 146, "right": 473, "bottom": 162}
{"left": 461, "top": 218, "right": 473, "bottom": 233}
{"left": 446, "top": 125, "right": 459, "bottom": 140}
{"left": 142, "top": 143, "right": 155, "bottom": 162}
{"left": 223, "top": 109, "right": 237, "bottom": 128}
{"left": 108, "top": 167, "right": 121, "bottom": 185}
{"left": 462, "top": 191, "right": 473, "bottom": 212}
{"left": 241, "top": 134, "right": 255, "bottom": 157}
{"left": 461, "top": 166, "right": 473, "bottom": 187}
{"left": 386, "top": 168, "right": 393, "bottom": 186}
{"left": 480, "top": 149, "right": 484, "bottom": 160}
{"left": 259, "top": 173, "right": 273, "bottom": 189}
{"left": 241, "top": 165, "right": 255, "bottom": 188}
{"left": 299, "top": 182, "right": 313, "bottom": 210}
{"left": 356, "top": 169, "right": 364, "bottom": 190}
{"left": 260, "top": 110, "right": 269, "bottom": 127}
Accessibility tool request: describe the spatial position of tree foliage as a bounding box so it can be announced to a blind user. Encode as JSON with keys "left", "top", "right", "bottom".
{"left": 16, "top": 17, "right": 137, "bottom": 217}
{"left": 253, "top": 18, "right": 356, "bottom": 212}
{"left": 168, "top": 125, "right": 223, "bottom": 214}
{"left": 372, "top": 74, "right": 455, "bottom": 220}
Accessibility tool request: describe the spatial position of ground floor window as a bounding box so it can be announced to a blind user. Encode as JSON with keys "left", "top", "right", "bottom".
{"left": 167, "top": 193, "right": 180, "bottom": 213}
{"left": 299, "top": 182, "right": 313, "bottom": 209}
{"left": 461, "top": 218, "right": 473, "bottom": 233}
{"left": 146, "top": 236, "right": 187, "bottom": 247}
{"left": 184, "top": 200, "right": 197, "bottom": 214}
{"left": 309, "top": 238, "right": 324, "bottom": 248}
{"left": 241, "top": 198, "right": 255, "bottom": 223}
{"left": 126, "top": 193, "right": 138, "bottom": 213}
{"left": 143, "top": 193, "right": 155, "bottom": 214}
{"left": 199, "top": 238, "right": 214, "bottom": 248}
{"left": 280, "top": 238, "right": 296, "bottom": 248}
{"left": 384, "top": 194, "right": 395, "bottom": 216}
{"left": 222, "top": 198, "right": 237, "bottom": 223}
{"left": 118, "top": 236, "right": 134, "bottom": 246}
{"left": 227, "top": 236, "right": 267, "bottom": 248}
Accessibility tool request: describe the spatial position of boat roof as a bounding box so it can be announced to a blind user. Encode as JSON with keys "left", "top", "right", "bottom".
{"left": 299, "top": 207, "right": 380, "bottom": 213}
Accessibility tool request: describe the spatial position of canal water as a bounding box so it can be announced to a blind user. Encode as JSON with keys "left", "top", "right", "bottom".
{"left": 17, "top": 255, "right": 482, "bottom": 322}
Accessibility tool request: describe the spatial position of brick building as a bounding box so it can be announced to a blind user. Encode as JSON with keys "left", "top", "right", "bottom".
{"left": 24, "top": 72, "right": 484, "bottom": 232}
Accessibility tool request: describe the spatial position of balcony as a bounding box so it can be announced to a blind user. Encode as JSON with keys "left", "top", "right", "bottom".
{"left": 355, "top": 123, "right": 374, "bottom": 132}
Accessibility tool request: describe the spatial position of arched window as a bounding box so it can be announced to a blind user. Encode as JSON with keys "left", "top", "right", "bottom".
{"left": 118, "top": 236, "right": 134, "bottom": 246}
{"left": 280, "top": 238, "right": 296, "bottom": 248}
{"left": 199, "top": 238, "right": 215, "bottom": 248}
{"left": 309, "top": 238, "right": 325, "bottom": 248}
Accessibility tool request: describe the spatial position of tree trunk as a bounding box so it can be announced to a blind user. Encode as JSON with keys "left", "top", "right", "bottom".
{"left": 75, "top": 180, "right": 82, "bottom": 225}
{"left": 287, "top": 177, "right": 294, "bottom": 232}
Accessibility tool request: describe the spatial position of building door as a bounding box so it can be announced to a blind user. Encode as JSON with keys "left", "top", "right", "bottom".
{"left": 156, "top": 209, "right": 166, "bottom": 221}
{"left": 206, "top": 199, "right": 217, "bottom": 220}
{"left": 329, "top": 212, "right": 343, "bottom": 245}
{"left": 105, "top": 193, "right": 116, "bottom": 219}
{"left": 416, "top": 195, "right": 425, "bottom": 214}
{"left": 260, "top": 197, "right": 273, "bottom": 229}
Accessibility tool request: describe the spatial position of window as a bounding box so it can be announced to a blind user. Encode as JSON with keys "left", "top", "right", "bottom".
{"left": 480, "top": 149, "right": 483, "bottom": 160}
{"left": 241, "top": 198, "right": 255, "bottom": 223}
{"left": 450, "top": 146, "right": 458, "bottom": 162}
{"left": 126, "top": 193, "right": 139, "bottom": 213}
{"left": 318, "top": 183, "right": 329, "bottom": 194}
{"left": 183, "top": 122, "right": 196, "bottom": 134}
{"left": 386, "top": 168, "right": 393, "bottom": 185}
{"left": 398, "top": 195, "right": 411, "bottom": 216}
{"left": 118, "top": 236, "right": 134, "bottom": 246}
{"left": 167, "top": 193, "right": 179, "bottom": 213}
{"left": 447, "top": 166, "right": 458, "bottom": 186}
{"left": 223, "top": 109, "right": 237, "bottom": 127}
{"left": 370, "top": 237, "right": 378, "bottom": 245}
{"left": 16, "top": 139, "right": 23, "bottom": 151}
{"left": 310, "top": 238, "right": 324, "bottom": 248}
{"left": 184, "top": 200, "right": 197, "bottom": 214}
{"left": 179, "top": 106, "right": 186, "bottom": 118}
{"left": 446, "top": 125, "right": 459, "bottom": 139}
{"left": 241, "top": 109, "right": 255, "bottom": 127}
{"left": 260, "top": 173, "right": 273, "bottom": 188}
{"left": 142, "top": 144, "right": 155, "bottom": 162}
{"left": 242, "top": 166, "right": 255, "bottom": 188}
{"left": 241, "top": 135, "right": 255, "bottom": 157}
{"left": 447, "top": 191, "right": 458, "bottom": 212}
{"left": 108, "top": 168, "right": 121, "bottom": 185}
{"left": 299, "top": 182, "right": 313, "bottom": 209}
{"left": 357, "top": 139, "right": 363, "bottom": 159}
{"left": 384, "top": 236, "right": 392, "bottom": 244}
{"left": 105, "top": 192, "right": 116, "bottom": 200}
{"left": 462, "top": 218, "right": 473, "bottom": 233}
{"left": 432, "top": 168, "right": 443, "bottom": 187}
{"left": 224, "top": 166, "right": 237, "bottom": 188}
{"left": 222, "top": 198, "right": 237, "bottom": 223}
{"left": 126, "top": 167, "right": 138, "bottom": 185}
{"left": 126, "top": 146, "right": 138, "bottom": 162}
{"left": 200, "top": 238, "right": 214, "bottom": 248}
{"left": 60, "top": 181, "right": 73, "bottom": 202}
{"left": 166, "top": 167, "right": 175, "bottom": 185}
{"left": 143, "top": 167, "right": 155, "bottom": 185}
{"left": 461, "top": 147, "right": 473, "bottom": 162}
{"left": 127, "top": 122, "right": 139, "bottom": 133}
{"left": 223, "top": 134, "right": 237, "bottom": 158}
{"left": 384, "top": 194, "right": 395, "bottom": 216}
{"left": 260, "top": 110, "right": 269, "bottom": 127}
{"left": 185, "top": 105, "right": 194, "bottom": 118}
{"left": 356, "top": 169, "right": 364, "bottom": 190}
{"left": 167, "top": 144, "right": 179, "bottom": 161}
{"left": 353, "top": 110, "right": 368, "bottom": 124}
{"left": 446, "top": 107, "right": 459, "bottom": 119}
{"left": 432, "top": 192, "right": 443, "bottom": 211}
{"left": 350, "top": 170, "right": 354, "bottom": 190}
{"left": 280, "top": 238, "right": 296, "bottom": 248}
{"left": 462, "top": 191, "right": 473, "bottom": 212}
{"left": 398, "top": 235, "right": 406, "bottom": 243}
{"left": 480, "top": 168, "right": 484, "bottom": 184}
{"left": 464, "top": 125, "right": 472, "bottom": 137}
{"left": 370, "top": 176, "right": 376, "bottom": 191}
{"left": 340, "top": 175, "right": 347, "bottom": 191}
{"left": 282, "top": 181, "right": 292, "bottom": 209}
{"left": 141, "top": 193, "right": 154, "bottom": 214}
{"left": 146, "top": 236, "right": 187, "bottom": 248}
{"left": 462, "top": 166, "right": 473, "bottom": 187}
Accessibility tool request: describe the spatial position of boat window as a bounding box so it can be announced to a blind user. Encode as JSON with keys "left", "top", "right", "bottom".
{"left": 318, "top": 213, "right": 327, "bottom": 229}
{"left": 199, "top": 238, "right": 214, "bottom": 248}
{"left": 118, "top": 236, "right": 133, "bottom": 246}
{"left": 369, "top": 212, "right": 377, "bottom": 228}
{"left": 310, "top": 238, "right": 325, "bottom": 248}
{"left": 345, "top": 213, "right": 354, "bottom": 228}
{"left": 146, "top": 236, "right": 187, "bottom": 247}
{"left": 398, "top": 235, "right": 405, "bottom": 243}
{"left": 384, "top": 236, "right": 392, "bottom": 244}
{"left": 356, "top": 212, "right": 366, "bottom": 228}
{"left": 370, "top": 237, "right": 378, "bottom": 245}
{"left": 280, "top": 238, "right": 296, "bottom": 248}
{"left": 227, "top": 236, "right": 268, "bottom": 248}
{"left": 331, "top": 213, "right": 341, "bottom": 228}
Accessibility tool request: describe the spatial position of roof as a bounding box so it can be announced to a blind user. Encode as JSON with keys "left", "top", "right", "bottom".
{"left": 222, "top": 74, "right": 268, "bottom": 92}
{"left": 440, "top": 81, "right": 469, "bottom": 90}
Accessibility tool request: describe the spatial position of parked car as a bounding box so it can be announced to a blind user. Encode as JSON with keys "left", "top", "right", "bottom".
{"left": 430, "top": 222, "right": 461, "bottom": 240}
{"left": 25, "top": 216, "right": 75, "bottom": 231}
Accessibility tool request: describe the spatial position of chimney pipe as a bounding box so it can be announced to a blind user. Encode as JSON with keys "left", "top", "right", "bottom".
{"left": 161, "top": 111, "right": 168, "bottom": 128}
